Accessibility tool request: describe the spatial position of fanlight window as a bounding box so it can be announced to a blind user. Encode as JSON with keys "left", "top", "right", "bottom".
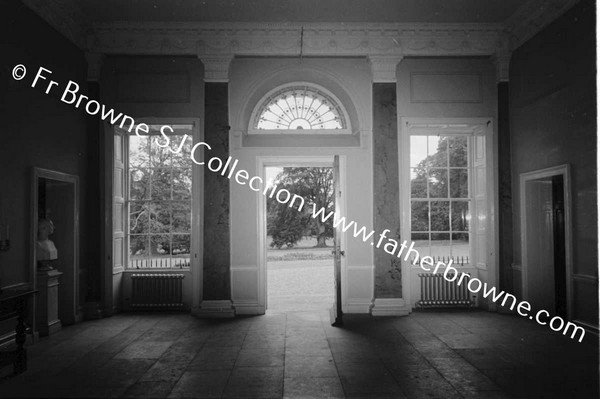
{"left": 253, "top": 85, "right": 348, "bottom": 131}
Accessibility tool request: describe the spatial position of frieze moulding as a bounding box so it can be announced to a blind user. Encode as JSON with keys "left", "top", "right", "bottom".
{"left": 22, "top": 0, "right": 581, "bottom": 81}
{"left": 88, "top": 22, "right": 503, "bottom": 58}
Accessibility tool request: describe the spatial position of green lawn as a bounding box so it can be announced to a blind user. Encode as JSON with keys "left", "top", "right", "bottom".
{"left": 267, "top": 236, "right": 333, "bottom": 261}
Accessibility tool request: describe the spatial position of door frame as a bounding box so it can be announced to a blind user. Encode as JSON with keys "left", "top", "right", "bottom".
{"left": 520, "top": 164, "right": 573, "bottom": 319}
{"left": 256, "top": 155, "right": 347, "bottom": 312}
{"left": 31, "top": 167, "right": 80, "bottom": 328}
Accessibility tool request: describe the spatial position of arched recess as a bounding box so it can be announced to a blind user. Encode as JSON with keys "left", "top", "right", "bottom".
{"left": 228, "top": 57, "right": 375, "bottom": 315}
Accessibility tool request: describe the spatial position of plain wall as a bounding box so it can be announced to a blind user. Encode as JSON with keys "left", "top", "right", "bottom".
{"left": 509, "top": 0, "right": 597, "bottom": 326}
{"left": 0, "top": 0, "right": 91, "bottom": 339}
{"left": 397, "top": 58, "right": 497, "bottom": 118}
{"left": 0, "top": 1, "right": 89, "bottom": 289}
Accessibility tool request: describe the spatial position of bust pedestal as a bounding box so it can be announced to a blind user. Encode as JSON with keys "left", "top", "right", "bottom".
{"left": 36, "top": 269, "right": 62, "bottom": 336}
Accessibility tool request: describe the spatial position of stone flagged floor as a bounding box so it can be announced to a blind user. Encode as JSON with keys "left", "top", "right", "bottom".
{"left": 267, "top": 259, "right": 334, "bottom": 312}
{"left": 0, "top": 310, "right": 598, "bottom": 398}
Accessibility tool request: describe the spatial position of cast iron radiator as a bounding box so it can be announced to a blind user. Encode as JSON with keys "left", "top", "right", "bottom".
{"left": 417, "top": 273, "right": 473, "bottom": 308}
{"left": 131, "top": 273, "right": 185, "bottom": 310}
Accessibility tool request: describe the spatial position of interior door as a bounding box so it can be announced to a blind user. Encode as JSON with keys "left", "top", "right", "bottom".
{"left": 330, "top": 155, "right": 343, "bottom": 326}
{"left": 525, "top": 180, "right": 555, "bottom": 313}
{"left": 552, "top": 175, "right": 567, "bottom": 317}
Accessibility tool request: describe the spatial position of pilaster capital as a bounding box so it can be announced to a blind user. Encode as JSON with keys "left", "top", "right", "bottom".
{"left": 491, "top": 53, "right": 511, "bottom": 83}
{"left": 368, "top": 55, "right": 404, "bottom": 83}
{"left": 85, "top": 52, "right": 105, "bottom": 82}
{"left": 198, "top": 54, "right": 234, "bottom": 83}
{"left": 491, "top": 34, "right": 512, "bottom": 83}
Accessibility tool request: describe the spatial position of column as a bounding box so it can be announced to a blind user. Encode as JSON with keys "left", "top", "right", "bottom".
{"left": 83, "top": 52, "right": 105, "bottom": 320}
{"left": 492, "top": 47, "right": 515, "bottom": 306}
{"left": 195, "top": 55, "right": 235, "bottom": 317}
{"left": 368, "top": 55, "right": 410, "bottom": 316}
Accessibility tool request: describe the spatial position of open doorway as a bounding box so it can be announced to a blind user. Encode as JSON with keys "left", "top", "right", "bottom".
{"left": 265, "top": 166, "right": 334, "bottom": 312}
{"left": 521, "top": 165, "right": 572, "bottom": 318}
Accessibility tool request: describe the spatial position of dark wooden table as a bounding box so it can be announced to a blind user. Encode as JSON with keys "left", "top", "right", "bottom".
{"left": 0, "top": 288, "right": 37, "bottom": 376}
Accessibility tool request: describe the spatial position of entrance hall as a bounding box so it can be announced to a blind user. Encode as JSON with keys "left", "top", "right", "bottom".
{"left": 0, "top": 0, "right": 597, "bottom": 397}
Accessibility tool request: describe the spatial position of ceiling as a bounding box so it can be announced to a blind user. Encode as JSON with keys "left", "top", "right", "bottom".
{"left": 77, "top": 0, "right": 524, "bottom": 24}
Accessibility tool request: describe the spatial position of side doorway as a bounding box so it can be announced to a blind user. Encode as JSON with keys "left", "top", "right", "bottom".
{"left": 521, "top": 165, "right": 572, "bottom": 318}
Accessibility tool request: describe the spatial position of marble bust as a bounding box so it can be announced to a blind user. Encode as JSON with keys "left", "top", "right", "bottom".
{"left": 37, "top": 218, "right": 57, "bottom": 270}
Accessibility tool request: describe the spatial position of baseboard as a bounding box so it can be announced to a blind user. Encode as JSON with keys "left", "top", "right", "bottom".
{"left": 371, "top": 298, "right": 410, "bottom": 316}
{"left": 193, "top": 300, "right": 235, "bottom": 318}
{"left": 344, "top": 301, "right": 372, "bottom": 314}
{"left": 39, "top": 319, "right": 62, "bottom": 337}
{"left": 233, "top": 302, "right": 265, "bottom": 315}
{"left": 48, "top": 319, "right": 62, "bottom": 335}
{"left": 484, "top": 300, "right": 498, "bottom": 312}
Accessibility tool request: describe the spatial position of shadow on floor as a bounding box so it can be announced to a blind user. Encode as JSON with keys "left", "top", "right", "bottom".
{"left": 0, "top": 310, "right": 598, "bottom": 398}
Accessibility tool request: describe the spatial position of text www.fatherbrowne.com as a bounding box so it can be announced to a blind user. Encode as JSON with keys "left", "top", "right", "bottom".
{"left": 310, "top": 207, "right": 585, "bottom": 343}
{"left": 15, "top": 63, "right": 587, "bottom": 343}
{"left": 189, "top": 141, "right": 586, "bottom": 343}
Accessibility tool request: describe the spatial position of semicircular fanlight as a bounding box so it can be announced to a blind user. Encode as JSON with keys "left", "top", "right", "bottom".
{"left": 254, "top": 85, "right": 347, "bottom": 130}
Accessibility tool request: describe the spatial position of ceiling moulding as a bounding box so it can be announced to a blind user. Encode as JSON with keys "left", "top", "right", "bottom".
{"left": 21, "top": 0, "right": 88, "bottom": 49}
{"left": 88, "top": 22, "right": 504, "bottom": 57}
{"left": 22, "top": 0, "right": 581, "bottom": 57}
{"left": 505, "top": 0, "right": 581, "bottom": 50}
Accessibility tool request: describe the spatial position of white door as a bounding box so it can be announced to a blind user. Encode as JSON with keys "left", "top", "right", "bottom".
{"left": 330, "top": 155, "right": 343, "bottom": 326}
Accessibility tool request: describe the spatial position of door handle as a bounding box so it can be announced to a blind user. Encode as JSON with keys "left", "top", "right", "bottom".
{"left": 331, "top": 249, "right": 346, "bottom": 257}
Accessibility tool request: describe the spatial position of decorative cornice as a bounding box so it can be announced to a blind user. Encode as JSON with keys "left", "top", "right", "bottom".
{"left": 89, "top": 22, "right": 503, "bottom": 58}
{"left": 23, "top": 0, "right": 582, "bottom": 62}
{"left": 505, "top": 0, "right": 581, "bottom": 51}
{"left": 368, "top": 55, "right": 403, "bottom": 83}
{"left": 21, "top": 0, "right": 88, "bottom": 50}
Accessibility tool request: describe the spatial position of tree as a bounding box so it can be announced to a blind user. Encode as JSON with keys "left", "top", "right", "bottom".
{"left": 410, "top": 136, "right": 469, "bottom": 238}
{"left": 267, "top": 193, "right": 311, "bottom": 249}
{"left": 267, "top": 167, "right": 334, "bottom": 248}
{"left": 128, "top": 134, "right": 193, "bottom": 257}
